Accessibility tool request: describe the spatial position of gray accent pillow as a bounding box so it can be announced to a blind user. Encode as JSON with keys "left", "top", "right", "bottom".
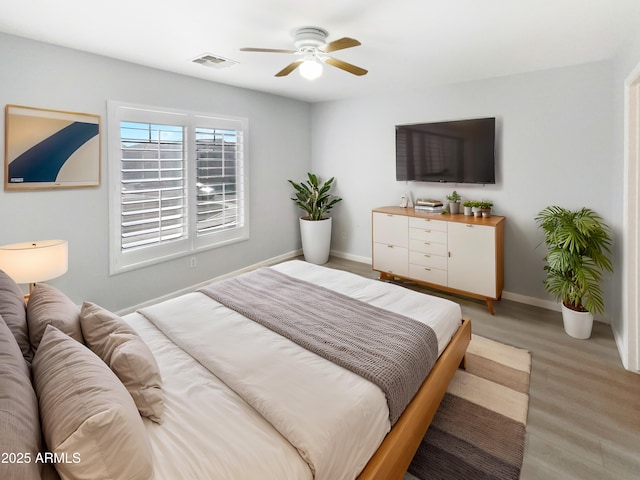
{"left": 80, "top": 301, "right": 164, "bottom": 423}
{"left": 0, "top": 315, "right": 42, "bottom": 480}
{"left": 32, "top": 325, "right": 154, "bottom": 480}
{"left": 0, "top": 269, "right": 32, "bottom": 363}
{"left": 26, "top": 283, "right": 83, "bottom": 352}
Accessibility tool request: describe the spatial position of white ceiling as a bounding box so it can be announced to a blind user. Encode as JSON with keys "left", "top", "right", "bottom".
{"left": 1, "top": 0, "right": 639, "bottom": 103}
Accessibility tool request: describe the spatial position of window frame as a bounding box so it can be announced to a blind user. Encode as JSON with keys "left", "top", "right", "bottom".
{"left": 107, "top": 101, "right": 249, "bottom": 275}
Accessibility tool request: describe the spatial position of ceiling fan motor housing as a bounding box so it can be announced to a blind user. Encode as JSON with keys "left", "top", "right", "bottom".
{"left": 294, "top": 27, "right": 328, "bottom": 51}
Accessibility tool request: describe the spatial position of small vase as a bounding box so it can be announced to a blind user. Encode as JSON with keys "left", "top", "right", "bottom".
{"left": 449, "top": 202, "right": 460, "bottom": 214}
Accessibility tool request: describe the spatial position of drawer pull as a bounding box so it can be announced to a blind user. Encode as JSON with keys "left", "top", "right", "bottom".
{"left": 424, "top": 242, "right": 431, "bottom": 245}
{"left": 424, "top": 229, "right": 431, "bottom": 233}
{"left": 466, "top": 224, "right": 473, "bottom": 228}
{"left": 424, "top": 267, "right": 431, "bottom": 271}
{"left": 424, "top": 254, "right": 430, "bottom": 258}
{"left": 387, "top": 214, "right": 394, "bottom": 217}
{"left": 387, "top": 245, "right": 394, "bottom": 248}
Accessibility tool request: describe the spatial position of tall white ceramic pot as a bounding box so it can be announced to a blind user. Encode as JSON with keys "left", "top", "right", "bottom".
{"left": 561, "top": 303, "right": 594, "bottom": 339}
{"left": 299, "top": 216, "right": 332, "bottom": 265}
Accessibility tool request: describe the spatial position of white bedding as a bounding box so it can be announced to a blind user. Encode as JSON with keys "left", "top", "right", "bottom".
{"left": 124, "top": 260, "right": 462, "bottom": 480}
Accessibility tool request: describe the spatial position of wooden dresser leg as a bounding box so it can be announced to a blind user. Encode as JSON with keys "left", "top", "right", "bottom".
{"left": 486, "top": 298, "right": 495, "bottom": 315}
{"left": 379, "top": 272, "right": 393, "bottom": 281}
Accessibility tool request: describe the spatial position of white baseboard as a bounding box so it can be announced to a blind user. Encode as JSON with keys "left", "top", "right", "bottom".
{"left": 501, "top": 290, "right": 561, "bottom": 312}
{"left": 329, "top": 249, "right": 372, "bottom": 265}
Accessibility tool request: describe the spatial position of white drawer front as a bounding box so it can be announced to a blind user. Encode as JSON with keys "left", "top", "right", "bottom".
{"left": 409, "top": 251, "right": 448, "bottom": 270}
{"left": 409, "top": 238, "right": 448, "bottom": 256}
{"left": 373, "top": 242, "right": 408, "bottom": 276}
{"left": 373, "top": 212, "right": 408, "bottom": 247}
{"left": 409, "top": 264, "right": 447, "bottom": 286}
{"left": 409, "top": 227, "right": 447, "bottom": 245}
{"left": 409, "top": 217, "right": 447, "bottom": 232}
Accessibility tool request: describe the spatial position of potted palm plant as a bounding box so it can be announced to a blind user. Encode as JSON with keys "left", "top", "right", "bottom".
{"left": 535, "top": 206, "right": 613, "bottom": 339}
{"left": 288, "top": 173, "right": 342, "bottom": 264}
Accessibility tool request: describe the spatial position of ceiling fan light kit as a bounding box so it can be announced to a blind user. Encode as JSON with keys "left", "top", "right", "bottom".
{"left": 240, "top": 26, "right": 367, "bottom": 80}
{"left": 299, "top": 56, "right": 323, "bottom": 80}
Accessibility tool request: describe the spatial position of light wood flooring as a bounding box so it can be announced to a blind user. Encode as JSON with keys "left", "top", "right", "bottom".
{"left": 321, "top": 256, "right": 640, "bottom": 480}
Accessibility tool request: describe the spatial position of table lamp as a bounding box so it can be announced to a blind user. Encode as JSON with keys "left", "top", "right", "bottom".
{"left": 0, "top": 240, "right": 68, "bottom": 294}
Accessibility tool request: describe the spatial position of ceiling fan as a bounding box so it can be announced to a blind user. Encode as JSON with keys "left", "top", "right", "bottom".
{"left": 240, "top": 26, "right": 368, "bottom": 80}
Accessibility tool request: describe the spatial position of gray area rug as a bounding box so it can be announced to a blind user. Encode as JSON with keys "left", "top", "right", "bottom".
{"left": 407, "top": 334, "right": 531, "bottom": 480}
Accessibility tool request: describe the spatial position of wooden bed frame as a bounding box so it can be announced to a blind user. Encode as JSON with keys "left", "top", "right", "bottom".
{"left": 357, "top": 317, "right": 471, "bottom": 480}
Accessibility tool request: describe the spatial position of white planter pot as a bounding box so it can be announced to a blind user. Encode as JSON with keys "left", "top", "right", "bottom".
{"left": 561, "top": 303, "right": 594, "bottom": 339}
{"left": 299, "top": 216, "right": 332, "bottom": 265}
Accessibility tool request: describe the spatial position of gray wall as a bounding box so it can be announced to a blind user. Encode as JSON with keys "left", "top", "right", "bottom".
{"left": 311, "top": 61, "right": 616, "bottom": 312}
{"left": 0, "top": 33, "right": 310, "bottom": 312}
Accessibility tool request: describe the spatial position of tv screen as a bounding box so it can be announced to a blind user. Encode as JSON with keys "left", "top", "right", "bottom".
{"left": 396, "top": 117, "right": 496, "bottom": 184}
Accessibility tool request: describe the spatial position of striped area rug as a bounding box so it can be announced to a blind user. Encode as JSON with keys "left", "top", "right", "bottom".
{"left": 407, "top": 334, "right": 531, "bottom": 480}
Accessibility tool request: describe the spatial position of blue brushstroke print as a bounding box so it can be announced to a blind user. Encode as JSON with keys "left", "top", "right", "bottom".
{"left": 8, "top": 121, "right": 99, "bottom": 183}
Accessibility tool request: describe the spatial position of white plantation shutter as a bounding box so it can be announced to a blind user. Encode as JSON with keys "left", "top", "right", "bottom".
{"left": 120, "top": 122, "right": 186, "bottom": 250}
{"left": 195, "top": 126, "right": 244, "bottom": 236}
{"left": 108, "top": 102, "right": 249, "bottom": 274}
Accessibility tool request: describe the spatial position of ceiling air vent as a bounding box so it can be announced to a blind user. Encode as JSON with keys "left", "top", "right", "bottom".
{"left": 192, "top": 53, "right": 238, "bottom": 69}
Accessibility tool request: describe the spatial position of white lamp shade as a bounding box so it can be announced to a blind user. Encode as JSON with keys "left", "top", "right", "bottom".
{"left": 300, "top": 59, "right": 323, "bottom": 80}
{"left": 0, "top": 240, "right": 68, "bottom": 284}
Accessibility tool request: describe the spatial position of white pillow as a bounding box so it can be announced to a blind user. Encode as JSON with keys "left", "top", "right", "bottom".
{"left": 32, "top": 325, "right": 154, "bottom": 480}
{"left": 80, "top": 301, "right": 164, "bottom": 423}
{"left": 27, "top": 283, "right": 83, "bottom": 352}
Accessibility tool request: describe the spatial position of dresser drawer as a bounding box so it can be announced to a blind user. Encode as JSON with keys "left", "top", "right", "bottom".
{"left": 373, "top": 212, "right": 408, "bottom": 247}
{"left": 409, "top": 251, "right": 448, "bottom": 270}
{"left": 409, "top": 264, "right": 447, "bottom": 286}
{"left": 409, "top": 217, "right": 447, "bottom": 232}
{"left": 409, "top": 238, "right": 448, "bottom": 256}
{"left": 409, "top": 227, "right": 447, "bottom": 245}
{"left": 373, "top": 242, "right": 408, "bottom": 277}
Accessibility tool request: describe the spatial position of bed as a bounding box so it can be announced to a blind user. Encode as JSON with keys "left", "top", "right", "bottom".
{"left": 0, "top": 260, "right": 470, "bottom": 480}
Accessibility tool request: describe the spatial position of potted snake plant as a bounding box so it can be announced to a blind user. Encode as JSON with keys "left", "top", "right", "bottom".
{"left": 288, "top": 173, "right": 342, "bottom": 264}
{"left": 535, "top": 206, "right": 613, "bottom": 339}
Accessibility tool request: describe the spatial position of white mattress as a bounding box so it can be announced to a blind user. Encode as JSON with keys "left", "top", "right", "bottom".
{"left": 123, "top": 260, "right": 462, "bottom": 479}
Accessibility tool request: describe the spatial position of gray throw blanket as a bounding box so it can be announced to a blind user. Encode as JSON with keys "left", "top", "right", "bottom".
{"left": 198, "top": 267, "right": 439, "bottom": 425}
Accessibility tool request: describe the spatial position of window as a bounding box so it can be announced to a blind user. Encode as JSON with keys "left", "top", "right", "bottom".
{"left": 108, "top": 101, "right": 248, "bottom": 274}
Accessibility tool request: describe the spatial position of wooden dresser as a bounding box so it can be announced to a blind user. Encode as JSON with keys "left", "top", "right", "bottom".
{"left": 372, "top": 206, "right": 505, "bottom": 314}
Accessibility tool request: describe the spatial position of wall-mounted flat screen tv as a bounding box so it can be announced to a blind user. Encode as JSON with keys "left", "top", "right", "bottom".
{"left": 396, "top": 117, "right": 496, "bottom": 184}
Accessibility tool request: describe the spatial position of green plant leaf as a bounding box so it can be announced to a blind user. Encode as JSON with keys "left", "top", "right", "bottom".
{"left": 535, "top": 205, "right": 613, "bottom": 315}
{"left": 288, "top": 173, "right": 342, "bottom": 221}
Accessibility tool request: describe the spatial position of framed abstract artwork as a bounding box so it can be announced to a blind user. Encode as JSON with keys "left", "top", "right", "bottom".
{"left": 4, "top": 105, "right": 101, "bottom": 190}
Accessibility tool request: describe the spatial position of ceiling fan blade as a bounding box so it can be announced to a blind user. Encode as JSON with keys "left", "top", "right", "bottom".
{"left": 321, "top": 37, "right": 361, "bottom": 53}
{"left": 275, "top": 60, "right": 303, "bottom": 77}
{"left": 240, "top": 47, "right": 297, "bottom": 54}
{"left": 324, "top": 57, "right": 368, "bottom": 76}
